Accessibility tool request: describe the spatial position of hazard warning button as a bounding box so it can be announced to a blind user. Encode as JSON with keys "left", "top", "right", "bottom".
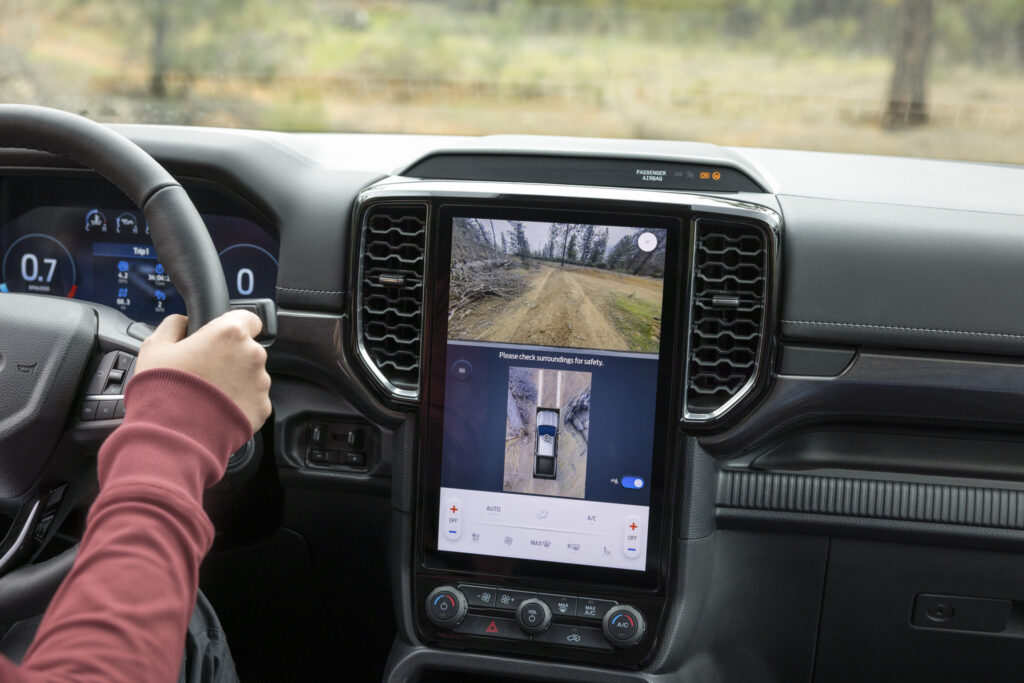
{"left": 453, "top": 615, "right": 528, "bottom": 641}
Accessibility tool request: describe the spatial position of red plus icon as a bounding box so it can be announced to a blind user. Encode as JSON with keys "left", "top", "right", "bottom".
{"left": 629, "top": 522, "right": 638, "bottom": 531}
{"left": 450, "top": 505, "right": 459, "bottom": 513}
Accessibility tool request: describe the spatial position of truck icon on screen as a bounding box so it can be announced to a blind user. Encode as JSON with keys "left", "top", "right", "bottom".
{"left": 533, "top": 408, "right": 559, "bottom": 479}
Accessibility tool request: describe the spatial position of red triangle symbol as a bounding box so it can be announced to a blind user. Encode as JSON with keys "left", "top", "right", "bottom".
{"left": 485, "top": 620, "right": 500, "bottom": 634}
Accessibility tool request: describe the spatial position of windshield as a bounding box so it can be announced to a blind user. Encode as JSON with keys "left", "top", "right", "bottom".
{"left": 2, "top": 1, "right": 1021, "bottom": 164}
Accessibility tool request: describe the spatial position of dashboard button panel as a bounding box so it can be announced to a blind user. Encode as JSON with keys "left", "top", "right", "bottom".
{"left": 422, "top": 581, "right": 645, "bottom": 656}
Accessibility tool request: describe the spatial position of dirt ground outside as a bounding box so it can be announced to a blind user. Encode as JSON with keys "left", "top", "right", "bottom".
{"left": 504, "top": 366, "right": 591, "bottom": 499}
{"left": 449, "top": 263, "right": 663, "bottom": 353}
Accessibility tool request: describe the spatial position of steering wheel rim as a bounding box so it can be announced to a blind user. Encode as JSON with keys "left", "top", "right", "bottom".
{"left": 0, "top": 104, "right": 229, "bottom": 333}
{"left": 0, "top": 105, "right": 231, "bottom": 539}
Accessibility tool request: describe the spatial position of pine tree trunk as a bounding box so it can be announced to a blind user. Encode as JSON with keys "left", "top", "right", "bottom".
{"left": 149, "top": 1, "right": 169, "bottom": 97}
{"left": 883, "top": 0, "right": 934, "bottom": 129}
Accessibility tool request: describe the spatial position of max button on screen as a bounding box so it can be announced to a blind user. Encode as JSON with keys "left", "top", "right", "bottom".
{"left": 621, "top": 476, "right": 645, "bottom": 489}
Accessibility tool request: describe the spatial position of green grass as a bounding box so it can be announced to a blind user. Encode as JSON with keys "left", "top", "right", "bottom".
{"left": 607, "top": 293, "right": 661, "bottom": 354}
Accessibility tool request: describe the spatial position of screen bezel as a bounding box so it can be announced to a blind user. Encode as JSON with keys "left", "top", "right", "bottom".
{"left": 417, "top": 199, "right": 686, "bottom": 591}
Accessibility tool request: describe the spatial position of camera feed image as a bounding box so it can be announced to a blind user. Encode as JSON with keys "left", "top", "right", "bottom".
{"left": 504, "top": 367, "right": 591, "bottom": 500}
{"left": 448, "top": 218, "right": 666, "bottom": 354}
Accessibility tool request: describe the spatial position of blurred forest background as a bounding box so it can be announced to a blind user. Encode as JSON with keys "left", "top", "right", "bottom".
{"left": 1, "top": 0, "right": 1022, "bottom": 163}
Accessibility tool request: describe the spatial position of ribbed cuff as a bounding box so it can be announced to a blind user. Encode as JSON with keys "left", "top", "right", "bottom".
{"left": 97, "top": 368, "right": 253, "bottom": 501}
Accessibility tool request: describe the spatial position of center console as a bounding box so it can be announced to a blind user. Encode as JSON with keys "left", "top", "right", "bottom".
{"left": 353, "top": 176, "right": 777, "bottom": 672}
{"left": 412, "top": 193, "right": 687, "bottom": 668}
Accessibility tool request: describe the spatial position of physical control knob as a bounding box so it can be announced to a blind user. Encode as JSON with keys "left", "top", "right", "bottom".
{"left": 516, "top": 598, "right": 552, "bottom": 634}
{"left": 602, "top": 605, "right": 646, "bottom": 648}
{"left": 426, "top": 585, "right": 468, "bottom": 629}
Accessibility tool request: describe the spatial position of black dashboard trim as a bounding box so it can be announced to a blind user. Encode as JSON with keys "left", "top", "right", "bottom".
{"left": 779, "top": 194, "right": 1024, "bottom": 357}
{"left": 719, "top": 470, "right": 1024, "bottom": 532}
{"left": 700, "top": 349, "right": 1024, "bottom": 456}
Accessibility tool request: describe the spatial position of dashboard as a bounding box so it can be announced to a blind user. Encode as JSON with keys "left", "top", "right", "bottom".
{"left": 0, "top": 176, "right": 278, "bottom": 324}
{"left": 3, "top": 124, "right": 1024, "bottom": 682}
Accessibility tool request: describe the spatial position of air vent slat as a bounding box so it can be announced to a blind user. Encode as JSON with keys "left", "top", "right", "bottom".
{"left": 685, "top": 219, "right": 769, "bottom": 419}
{"left": 358, "top": 203, "right": 427, "bottom": 397}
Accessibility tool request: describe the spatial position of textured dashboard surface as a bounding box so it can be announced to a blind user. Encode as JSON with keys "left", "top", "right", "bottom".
{"left": 779, "top": 194, "right": 1024, "bottom": 356}
{"left": 719, "top": 470, "right": 1024, "bottom": 531}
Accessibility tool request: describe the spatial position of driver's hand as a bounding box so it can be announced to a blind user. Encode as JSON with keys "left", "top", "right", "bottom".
{"left": 134, "top": 311, "right": 271, "bottom": 432}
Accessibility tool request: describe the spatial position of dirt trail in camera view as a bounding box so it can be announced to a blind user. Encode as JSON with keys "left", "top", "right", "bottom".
{"left": 450, "top": 264, "right": 658, "bottom": 351}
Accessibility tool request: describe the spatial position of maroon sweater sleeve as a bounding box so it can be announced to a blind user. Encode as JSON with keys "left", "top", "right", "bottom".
{"left": 0, "top": 368, "right": 251, "bottom": 683}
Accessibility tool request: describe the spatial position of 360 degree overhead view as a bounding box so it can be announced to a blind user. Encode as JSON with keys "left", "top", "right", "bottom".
{"left": 1, "top": 0, "right": 1024, "bottom": 681}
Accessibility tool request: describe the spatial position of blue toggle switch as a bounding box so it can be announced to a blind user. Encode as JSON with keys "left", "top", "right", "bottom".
{"left": 622, "top": 476, "right": 645, "bottom": 490}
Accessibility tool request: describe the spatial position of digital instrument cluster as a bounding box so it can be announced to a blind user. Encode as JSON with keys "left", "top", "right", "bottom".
{"left": 0, "top": 176, "right": 278, "bottom": 325}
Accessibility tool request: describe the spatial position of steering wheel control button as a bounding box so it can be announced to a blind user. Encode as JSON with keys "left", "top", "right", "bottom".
{"left": 79, "top": 400, "right": 98, "bottom": 421}
{"left": 602, "top": 605, "right": 646, "bottom": 648}
{"left": 85, "top": 352, "right": 118, "bottom": 395}
{"left": 426, "top": 586, "right": 468, "bottom": 629}
{"left": 495, "top": 589, "right": 535, "bottom": 611}
{"left": 453, "top": 615, "right": 528, "bottom": 641}
{"left": 86, "top": 351, "right": 136, "bottom": 398}
{"left": 516, "top": 598, "right": 552, "bottom": 634}
{"left": 458, "top": 584, "right": 498, "bottom": 609}
{"left": 577, "top": 597, "right": 617, "bottom": 621}
{"left": 443, "top": 499, "right": 462, "bottom": 541}
{"left": 538, "top": 593, "right": 577, "bottom": 618}
{"left": 535, "top": 624, "right": 614, "bottom": 651}
{"left": 95, "top": 400, "right": 117, "bottom": 421}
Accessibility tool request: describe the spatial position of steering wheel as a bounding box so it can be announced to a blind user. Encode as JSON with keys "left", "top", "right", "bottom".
{"left": 0, "top": 105, "right": 230, "bottom": 580}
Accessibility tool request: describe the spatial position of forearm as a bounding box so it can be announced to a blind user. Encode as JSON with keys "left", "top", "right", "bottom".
{"left": 17, "top": 485, "right": 212, "bottom": 681}
{"left": 14, "top": 369, "right": 250, "bottom": 682}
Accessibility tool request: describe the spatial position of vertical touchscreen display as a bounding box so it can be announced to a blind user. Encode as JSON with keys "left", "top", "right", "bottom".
{"left": 437, "top": 217, "right": 667, "bottom": 571}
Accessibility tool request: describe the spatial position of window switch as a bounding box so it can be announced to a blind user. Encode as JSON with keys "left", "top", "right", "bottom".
{"left": 346, "top": 429, "right": 365, "bottom": 450}
{"left": 309, "top": 423, "right": 326, "bottom": 448}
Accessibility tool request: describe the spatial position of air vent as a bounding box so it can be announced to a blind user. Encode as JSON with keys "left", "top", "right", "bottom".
{"left": 358, "top": 203, "right": 428, "bottom": 399}
{"left": 684, "top": 218, "right": 769, "bottom": 420}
